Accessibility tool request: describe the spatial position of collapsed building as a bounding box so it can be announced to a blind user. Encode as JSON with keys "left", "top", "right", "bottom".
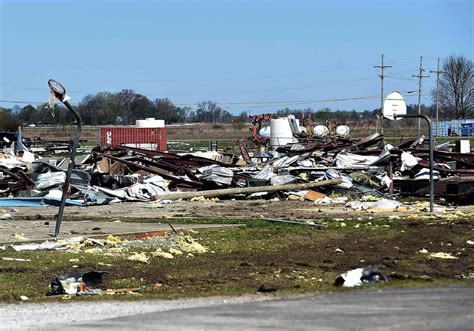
{"left": 0, "top": 111, "right": 472, "bottom": 208}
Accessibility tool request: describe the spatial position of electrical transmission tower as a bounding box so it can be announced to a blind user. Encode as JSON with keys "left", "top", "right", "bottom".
{"left": 373, "top": 54, "right": 392, "bottom": 134}
{"left": 413, "top": 56, "right": 429, "bottom": 137}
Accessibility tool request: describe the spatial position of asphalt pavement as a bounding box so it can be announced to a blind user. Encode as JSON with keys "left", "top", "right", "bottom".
{"left": 1, "top": 285, "right": 472, "bottom": 330}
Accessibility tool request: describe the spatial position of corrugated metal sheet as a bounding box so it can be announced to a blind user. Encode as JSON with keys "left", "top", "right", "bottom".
{"left": 100, "top": 127, "right": 167, "bottom": 151}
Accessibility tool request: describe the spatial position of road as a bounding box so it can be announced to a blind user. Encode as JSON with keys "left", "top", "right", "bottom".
{"left": 1, "top": 285, "right": 472, "bottom": 330}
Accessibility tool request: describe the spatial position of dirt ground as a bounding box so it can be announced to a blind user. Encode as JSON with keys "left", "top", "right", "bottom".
{"left": 100, "top": 218, "right": 473, "bottom": 292}
{"left": 11, "top": 199, "right": 473, "bottom": 222}
{"left": 1, "top": 199, "right": 473, "bottom": 302}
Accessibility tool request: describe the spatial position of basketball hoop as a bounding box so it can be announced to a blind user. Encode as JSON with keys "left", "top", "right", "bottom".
{"left": 46, "top": 79, "right": 83, "bottom": 238}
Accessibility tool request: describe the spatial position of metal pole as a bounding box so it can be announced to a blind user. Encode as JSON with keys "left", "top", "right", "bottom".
{"left": 54, "top": 100, "right": 83, "bottom": 237}
{"left": 395, "top": 114, "right": 434, "bottom": 212}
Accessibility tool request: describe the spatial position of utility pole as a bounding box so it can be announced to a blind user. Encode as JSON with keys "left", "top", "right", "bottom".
{"left": 412, "top": 56, "right": 429, "bottom": 137}
{"left": 430, "top": 57, "right": 444, "bottom": 137}
{"left": 373, "top": 54, "right": 391, "bottom": 135}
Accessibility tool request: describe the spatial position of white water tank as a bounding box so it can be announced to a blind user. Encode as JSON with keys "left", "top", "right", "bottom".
{"left": 336, "top": 125, "right": 350, "bottom": 138}
{"left": 270, "top": 118, "right": 298, "bottom": 147}
{"left": 314, "top": 125, "right": 329, "bottom": 138}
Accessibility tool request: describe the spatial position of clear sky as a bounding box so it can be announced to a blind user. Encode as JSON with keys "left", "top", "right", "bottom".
{"left": 1, "top": 0, "right": 472, "bottom": 114}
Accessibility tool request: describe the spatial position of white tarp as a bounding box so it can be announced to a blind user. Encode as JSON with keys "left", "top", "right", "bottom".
{"left": 347, "top": 198, "right": 403, "bottom": 211}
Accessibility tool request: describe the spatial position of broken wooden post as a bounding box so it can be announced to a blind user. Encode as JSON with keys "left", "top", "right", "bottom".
{"left": 151, "top": 178, "right": 342, "bottom": 201}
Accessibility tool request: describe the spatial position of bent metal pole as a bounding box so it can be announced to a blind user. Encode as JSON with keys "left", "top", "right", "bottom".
{"left": 48, "top": 79, "right": 83, "bottom": 238}
{"left": 394, "top": 114, "right": 434, "bottom": 212}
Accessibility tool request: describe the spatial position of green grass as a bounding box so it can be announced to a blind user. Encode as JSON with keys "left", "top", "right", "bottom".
{"left": 1, "top": 216, "right": 473, "bottom": 303}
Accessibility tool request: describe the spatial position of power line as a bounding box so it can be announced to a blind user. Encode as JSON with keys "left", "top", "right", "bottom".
{"left": 0, "top": 91, "right": 419, "bottom": 111}
{"left": 0, "top": 100, "right": 46, "bottom": 105}
{"left": 1, "top": 63, "right": 377, "bottom": 84}
{"left": 182, "top": 95, "right": 381, "bottom": 107}
{"left": 1, "top": 73, "right": 377, "bottom": 98}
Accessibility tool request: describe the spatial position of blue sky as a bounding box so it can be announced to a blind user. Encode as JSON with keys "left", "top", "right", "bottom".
{"left": 1, "top": 0, "right": 472, "bottom": 114}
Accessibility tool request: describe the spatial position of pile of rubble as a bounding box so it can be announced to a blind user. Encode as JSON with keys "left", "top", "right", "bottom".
{"left": 0, "top": 128, "right": 473, "bottom": 206}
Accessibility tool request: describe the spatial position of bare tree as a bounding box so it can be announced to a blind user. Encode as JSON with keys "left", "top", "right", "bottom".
{"left": 196, "top": 100, "right": 222, "bottom": 123}
{"left": 436, "top": 55, "right": 473, "bottom": 119}
{"left": 118, "top": 89, "right": 137, "bottom": 124}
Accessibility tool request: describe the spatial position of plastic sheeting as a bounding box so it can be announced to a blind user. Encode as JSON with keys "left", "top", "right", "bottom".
{"left": 347, "top": 198, "right": 403, "bottom": 211}
{"left": 334, "top": 267, "right": 389, "bottom": 287}
{"left": 400, "top": 152, "right": 418, "bottom": 171}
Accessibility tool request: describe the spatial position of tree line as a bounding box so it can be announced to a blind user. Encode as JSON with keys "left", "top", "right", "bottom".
{"left": 0, "top": 93, "right": 238, "bottom": 130}
{"left": 0, "top": 99, "right": 430, "bottom": 132}
{"left": 0, "top": 55, "right": 471, "bottom": 131}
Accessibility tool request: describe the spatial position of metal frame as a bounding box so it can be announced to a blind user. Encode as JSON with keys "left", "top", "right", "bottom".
{"left": 394, "top": 114, "right": 434, "bottom": 212}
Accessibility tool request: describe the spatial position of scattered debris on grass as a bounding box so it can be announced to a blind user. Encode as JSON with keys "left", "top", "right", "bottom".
{"left": 334, "top": 267, "right": 389, "bottom": 287}
{"left": 429, "top": 252, "right": 459, "bottom": 259}
{"left": 47, "top": 271, "right": 107, "bottom": 296}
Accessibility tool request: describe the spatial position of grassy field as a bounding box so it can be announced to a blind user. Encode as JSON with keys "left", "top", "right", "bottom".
{"left": 1, "top": 216, "right": 473, "bottom": 303}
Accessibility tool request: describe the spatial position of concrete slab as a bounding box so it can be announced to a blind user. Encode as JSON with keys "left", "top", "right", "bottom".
{"left": 0, "top": 221, "right": 241, "bottom": 244}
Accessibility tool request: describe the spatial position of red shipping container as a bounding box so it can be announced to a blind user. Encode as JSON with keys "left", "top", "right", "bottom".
{"left": 100, "top": 127, "right": 167, "bottom": 151}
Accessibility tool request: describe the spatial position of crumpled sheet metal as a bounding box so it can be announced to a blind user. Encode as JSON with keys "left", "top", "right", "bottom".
{"left": 324, "top": 169, "right": 353, "bottom": 189}
{"left": 199, "top": 165, "right": 234, "bottom": 186}
{"left": 1, "top": 130, "right": 473, "bottom": 205}
{"left": 336, "top": 152, "right": 379, "bottom": 168}
{"left": 270, "top": 174, "right": 299, "bottom": 186}
{"left": 34, "top": 171, "right": 66, "bottom": 190}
